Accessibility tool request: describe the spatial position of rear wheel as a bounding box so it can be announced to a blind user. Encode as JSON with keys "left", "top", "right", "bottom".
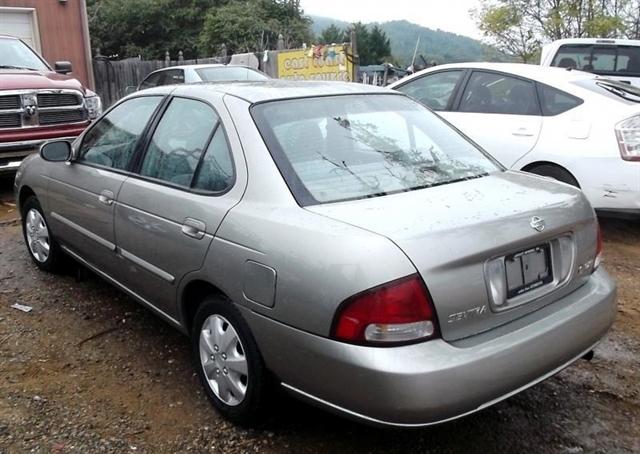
{"left": 527, "top": 164, "right": 580, "bottom": 188}
{"left": 192, "top": 297, "right": 267, "bottom": 426}
{"left": 21, "top": 196, "right": 64, "bottom": 272}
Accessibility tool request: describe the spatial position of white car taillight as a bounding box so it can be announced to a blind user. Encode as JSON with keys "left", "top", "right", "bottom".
{"left": 615, "top": 114, "right": 640, "bottom": 161}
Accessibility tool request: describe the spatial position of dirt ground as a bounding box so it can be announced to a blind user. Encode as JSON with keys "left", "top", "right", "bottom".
{"left": 0, "top": 178, "right": 639, "bottom": 454}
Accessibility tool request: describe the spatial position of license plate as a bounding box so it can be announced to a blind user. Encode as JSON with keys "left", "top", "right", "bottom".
{"left": 505, "top": 244, "right": 553, "bottom": 298}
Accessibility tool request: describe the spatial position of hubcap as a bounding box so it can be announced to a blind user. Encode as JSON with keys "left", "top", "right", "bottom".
{"left": 25, "top": 209, "right": 50, "bottom": 263}
{"left": 199, "top": 314, "right": 248, "bottom": 406}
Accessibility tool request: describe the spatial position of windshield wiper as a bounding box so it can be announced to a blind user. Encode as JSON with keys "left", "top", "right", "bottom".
{"left": 0, "top": 64, "right": 38, "bottom": 71}
{"left": 597, "top": 80, "right": 640, "bottom": 102}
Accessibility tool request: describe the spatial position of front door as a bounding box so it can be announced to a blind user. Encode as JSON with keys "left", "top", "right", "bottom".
{"left": 46, "top": 95, "right": 164, "bottom": 275}
{"left": 113, "top": 96, "right": 241, "bottom": 318}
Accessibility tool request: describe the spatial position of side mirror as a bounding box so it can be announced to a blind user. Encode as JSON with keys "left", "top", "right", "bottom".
{"left": 54, "top": 61, "right": 72, "bottom": 74}
{"left": 41, "top": 141, "right": 72, "bottom": 162}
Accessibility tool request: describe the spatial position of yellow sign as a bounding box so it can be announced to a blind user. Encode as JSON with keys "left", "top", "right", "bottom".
{"left": 277, "top": 45, "right": 353, "bottom": 82}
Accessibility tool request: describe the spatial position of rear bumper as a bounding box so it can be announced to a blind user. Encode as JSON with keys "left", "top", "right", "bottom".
{"left": 241, "top": 268, "right": 616, "bottom": 427}
{"left": 0, "top": 135, "right": 79, "bottom": 175}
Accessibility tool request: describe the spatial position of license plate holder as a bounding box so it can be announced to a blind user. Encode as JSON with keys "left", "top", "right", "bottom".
{"left": 505, "top": 244, "right": 553, "bottom": 299}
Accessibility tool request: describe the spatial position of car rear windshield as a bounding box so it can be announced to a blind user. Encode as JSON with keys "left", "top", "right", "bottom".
{"left": 195, "top": 66, "right": 268, "bottom": 82}
{"left": 252, "top": 94, "right": 500, "bottom": 206}
{"left": 551, "top": 44, "right": 640, "bottom": 77}
{"left": 0, "top": 38, "right": 48, "bottom": 71}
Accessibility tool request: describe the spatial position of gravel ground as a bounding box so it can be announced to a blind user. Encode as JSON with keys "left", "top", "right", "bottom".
{"left": 0, "top": 179, "right": 639, "bottom": 453}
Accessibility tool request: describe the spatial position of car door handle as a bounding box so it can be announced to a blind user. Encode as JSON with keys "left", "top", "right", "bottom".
{"left": 512, "top": 127, "right": 535, "bottom": 137}
{"left": 181, "top": 218, "right": 206, "bottom": 240}
{"left": 98, "top": 190, "right": 114, "bottom": 206}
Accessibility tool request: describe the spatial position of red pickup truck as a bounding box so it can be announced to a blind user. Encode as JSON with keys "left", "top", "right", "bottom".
{"left": 0, "top": 35, "right": 102, "bottom": 175}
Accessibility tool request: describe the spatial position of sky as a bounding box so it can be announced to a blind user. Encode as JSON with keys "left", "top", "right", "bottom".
{"left": 300, "top": 0, "right": 483, "bottom": 39}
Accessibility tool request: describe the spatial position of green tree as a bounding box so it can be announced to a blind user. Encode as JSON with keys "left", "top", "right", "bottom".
{"left": 351, "top": 22, "right": 392, "bottom": 65}
{"left": 319, "top": 24, "right": 347, "bottom": 44}
{"left": 198, "top": 0, "right": 311, "bottom": 55}
{"left": 476, "top": 0, "right": 628, "bottom": 62}
{"left": 87, "top": 0, "right": 217, "bottom": 59}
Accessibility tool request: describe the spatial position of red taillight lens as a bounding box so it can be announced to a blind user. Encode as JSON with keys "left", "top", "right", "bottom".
{"left": 332, "top": 275, "right": 439, "bottom": 345}
{"left": 594, "top": 222, "right": 603, "bottom": 270}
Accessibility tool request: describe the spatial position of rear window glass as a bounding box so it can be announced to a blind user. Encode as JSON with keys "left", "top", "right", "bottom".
{"left": 539, "top": 84, "right": 583, "bottom": 115}
{"left": 251, "top": 94, "right": 500, "bottom": 206}
{"left": 551, "top": 44, "right": 640, "bottom": 76}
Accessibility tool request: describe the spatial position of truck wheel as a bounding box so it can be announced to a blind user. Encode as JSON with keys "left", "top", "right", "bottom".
{"left": 192, "top": 296, "right": 267, "bottom": 426}
{"left": 21, "top": 196, "right": 64, "bottom": 272}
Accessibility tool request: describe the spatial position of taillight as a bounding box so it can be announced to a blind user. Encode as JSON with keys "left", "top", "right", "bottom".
{"left": 615, "top": 115, "right": 640, "bottom": 161}
{"left": 594, "top": 222, "right": 603, "bottom": 270}
{"left": 331, "top": 275, "right": 439, "bottom": 346}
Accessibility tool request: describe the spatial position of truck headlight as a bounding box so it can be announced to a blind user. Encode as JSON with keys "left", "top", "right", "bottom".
{"left": 84, "top": 90, "right": 103, "bottom": 120}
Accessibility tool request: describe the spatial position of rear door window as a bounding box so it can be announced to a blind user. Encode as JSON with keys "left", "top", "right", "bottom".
{"left": 459, "top": 71, "right": 540, "bottom": 115}
{"left": 538, "top": 84, "right": 583, "bottom": 116}
{"left": 139, "top": 97, "right": 218, "bottom": 188}
{"left": 395, "top": 70, "right": 464, "bottom": 111}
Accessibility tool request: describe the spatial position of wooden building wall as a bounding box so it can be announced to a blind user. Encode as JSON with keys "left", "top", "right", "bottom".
{"left": 0, "top": 0, "right": 92, "bottom": 88}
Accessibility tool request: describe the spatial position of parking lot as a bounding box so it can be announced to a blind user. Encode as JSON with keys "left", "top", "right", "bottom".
{"left": 0, "top": 177, "right": 639, "bottom": 454}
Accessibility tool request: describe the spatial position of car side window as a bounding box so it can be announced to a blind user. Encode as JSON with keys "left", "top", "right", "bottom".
{"left": 140, "top": 72, "right": 163, "bottom": 89}
{"left": 79, "top": 96, "right": 162, "bottom": 170}
{"left": 396, "top": 70, "right": 463, "bottom": 111}
{"left": 192, "top": 126, "right": 234, "bottom": 192}
{"left": 140, "top": 97, "right": 218, "bottom": 187}
{"left": 459, "top": 71, "right": 540, "bottom": 115}
{"left": 539, "top": 84, "right": 584, "bottom": 116}
{"left": 161, "top": 69, "right": 185, "bottom": 85}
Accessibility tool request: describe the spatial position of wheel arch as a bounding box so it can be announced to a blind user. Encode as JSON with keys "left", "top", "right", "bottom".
{"left": 18, "top": 185, "right": 36, "bottom": 213}
{"left": 181, "top": 279, "right": 231, "bottom": 335}
{"left": 520, "top": 161, "right": 581, "bottom": 188}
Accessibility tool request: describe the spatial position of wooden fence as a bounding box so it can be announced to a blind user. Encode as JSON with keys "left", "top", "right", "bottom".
{"left": 93, "top": 53, "right": 227, "bottom": 107}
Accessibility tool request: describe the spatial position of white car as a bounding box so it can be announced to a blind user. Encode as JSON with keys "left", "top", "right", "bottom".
{"left": 389, "top": 63, "right": 640, "bottom": 216}
{"left": 138, "top": 64, "right": 268, "bottom": 90}
{"left": 541, "top": 38, "right": 640, "bottom": 86}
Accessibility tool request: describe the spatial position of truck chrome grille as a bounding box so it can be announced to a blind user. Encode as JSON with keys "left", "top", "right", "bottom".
{"left": 0, "top": 113, "right": 21, "bottom": 128}
{"left": 37, "top": 93, "right": 82, "bottom": 108}
{"left": 0, "top": 90, "right": 87, "bottom": 129}
{"left": 39, "top": 110, "right": 87, "bottom": 125}
{"left": 0, "top": 95, "right": 20, "bottom": 110}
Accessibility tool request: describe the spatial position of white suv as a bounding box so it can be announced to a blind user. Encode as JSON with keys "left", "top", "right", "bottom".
{"left": 390, "top": 63, "right": 640, "bottom": 216}
{"left": 540, "top": 38, "right": 640, "bottom": 87}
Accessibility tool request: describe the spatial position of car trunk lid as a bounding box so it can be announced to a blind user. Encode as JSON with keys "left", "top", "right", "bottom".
{"left": 307, "top": 171, "right": 598, "bottom": 341}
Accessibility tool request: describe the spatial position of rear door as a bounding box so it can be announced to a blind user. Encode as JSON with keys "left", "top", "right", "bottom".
{"left": 113, "top": 95, "right": 242, "bottom": 318}
{"left": 46, "top": 95, "right": 163, "bottom": 275}
{"left": 444, "top": 70, "right": 543, "bottom": 167}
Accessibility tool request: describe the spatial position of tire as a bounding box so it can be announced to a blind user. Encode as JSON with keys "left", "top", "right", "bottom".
{"left": 527, "top": 164, "right": 580, "bottom": 188}
{"left": 192, "top": 297, "right": 267, "bottom": 426}
{"left": 21, "top": 196, "right": 64, "bottom": 272}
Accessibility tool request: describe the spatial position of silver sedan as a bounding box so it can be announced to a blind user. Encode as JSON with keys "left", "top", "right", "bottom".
{"left": 14, "top": 80, "right": 616, "bottom": 427}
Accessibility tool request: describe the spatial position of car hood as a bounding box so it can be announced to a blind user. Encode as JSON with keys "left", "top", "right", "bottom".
{"left": 307, "top": 170, "right": 598, "bottom": 341}
{"left": 0, "top": 69, "right": 86, "bottom": 93}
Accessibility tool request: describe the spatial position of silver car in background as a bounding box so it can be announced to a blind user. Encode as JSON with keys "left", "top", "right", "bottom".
{"left": 14, "top": 81, "right": 616, "bottom": 427}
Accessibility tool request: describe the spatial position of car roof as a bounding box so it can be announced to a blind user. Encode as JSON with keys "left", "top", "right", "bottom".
{"left": 544, "top": 37, "right": 640, "bottom": 46}
{"left": 398, "top": 62, "right": 597, "bottom": 88}
{"left": 163, "top": 79, "right": 392, "bottom": 103}
{"left": 153, "top": 64, "right": 249, "bottom": 71}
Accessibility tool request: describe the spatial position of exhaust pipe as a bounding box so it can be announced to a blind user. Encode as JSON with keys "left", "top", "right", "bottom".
{"left": 582, "top": 350, "right": 594, "bottom": 361}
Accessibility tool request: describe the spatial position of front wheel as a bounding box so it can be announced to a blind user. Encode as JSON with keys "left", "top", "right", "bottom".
{"left": 21, "top": 196, "right": 64, "bottom": 272}
{"left": 192, "top": 297, "right": 267, "bottom": 426}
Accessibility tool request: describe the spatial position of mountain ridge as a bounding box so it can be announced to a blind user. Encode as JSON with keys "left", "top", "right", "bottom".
{"left": 310, "top": 16, "right": 511, "bottom": 67}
